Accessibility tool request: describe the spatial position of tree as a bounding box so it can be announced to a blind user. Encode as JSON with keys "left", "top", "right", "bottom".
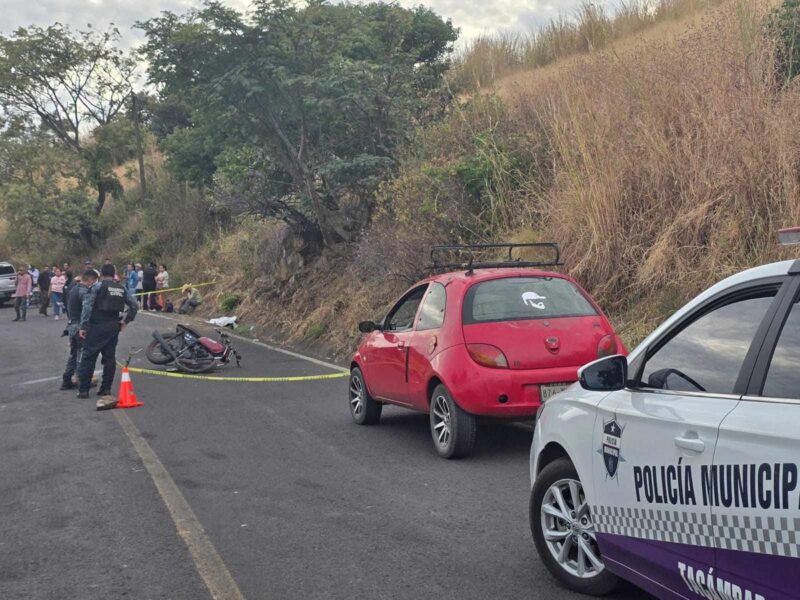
{"left": 0, "top": 24, "right": 137, "bottom": 244}
{"left": 0, "top": 122, "right": 99, "bottom": 251}
{"left": 138, "top": 0, "right": 458, "bottom": 249}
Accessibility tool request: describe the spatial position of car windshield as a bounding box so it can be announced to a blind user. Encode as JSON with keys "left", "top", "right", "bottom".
{"left": 463, "top": 277, "right": 597, "bottom": 324}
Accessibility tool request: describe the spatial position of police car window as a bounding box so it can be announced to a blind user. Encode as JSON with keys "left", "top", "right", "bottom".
{"left": 386, "top": 286, "right": 427, "bottom": 332}
{"left": 763, "top": 298, "right": 800, "bottom": 399}
{"left": 417, "top": 283, "right": 446, "bottom": 331}
{"left": 640, "top": 291, "right": 777, "bottom": 395}
{"left": 463, "top": 277, "right": 596, "bottom": 324}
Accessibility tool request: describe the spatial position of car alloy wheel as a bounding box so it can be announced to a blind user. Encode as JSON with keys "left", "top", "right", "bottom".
{"left": 541, "top": 477, "right": 604, "bottom": 579}
{"left": 428, "top": 384, "right": 476, "bottom": 459}
{"left": 350, "top": 374, "right": 365, "bottom": 417}
{"left": 431, "top": 394, "right": 451, "bottom": 448}
{"left": 348, "top": 367, "right": 381, "bottom": 425}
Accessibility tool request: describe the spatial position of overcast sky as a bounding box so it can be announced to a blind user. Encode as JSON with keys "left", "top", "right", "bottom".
{"left": 2, "top": 0, "right": 596, "bottom": 48}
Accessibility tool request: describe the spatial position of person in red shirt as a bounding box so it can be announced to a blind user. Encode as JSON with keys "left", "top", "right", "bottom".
{"left": 12, "top": 265, "right": 33, "bottom": 322}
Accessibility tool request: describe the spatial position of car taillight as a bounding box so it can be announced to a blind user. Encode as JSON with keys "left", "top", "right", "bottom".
{"left": 467, "top": 343, "right": 509, "bottom": 369}
{"left": 597, "top": 334, "right": 618, "bottom": 358}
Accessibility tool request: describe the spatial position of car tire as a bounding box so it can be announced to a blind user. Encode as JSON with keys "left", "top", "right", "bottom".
{"left": 349, "top": 367, "right": 382, "bottom": 425}
{"left": 429, "top": 384, "right": 476, "bottom": 459}
{"left": 530, "top": 457, "right": 619, "bottom": 595}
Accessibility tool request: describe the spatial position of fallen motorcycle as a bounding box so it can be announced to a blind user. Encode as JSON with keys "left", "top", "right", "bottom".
{"left": 146, "top": 324, "right": 242, "bottom": 373}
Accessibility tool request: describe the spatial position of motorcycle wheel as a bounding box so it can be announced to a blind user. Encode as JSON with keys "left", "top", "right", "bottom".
{"left": 175, "top": 345, "right": 216, "bottom": 373}
{"left": 146, "top": 332, "right": 182, "bottom": 365}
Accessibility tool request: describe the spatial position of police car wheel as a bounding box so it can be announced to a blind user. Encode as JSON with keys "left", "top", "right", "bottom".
{"left": 429, "top": 384, "right": 476, "bottom": 459}
{"left": 530, "top": 458, "right": 619, "bottom": 595}
{"left": 349, "top": 368, "right": 382, "bottom": 425}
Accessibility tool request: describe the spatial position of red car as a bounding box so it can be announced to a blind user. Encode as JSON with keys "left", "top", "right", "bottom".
{"left": 349, "top": 244, "right": 626, "bottom": 458}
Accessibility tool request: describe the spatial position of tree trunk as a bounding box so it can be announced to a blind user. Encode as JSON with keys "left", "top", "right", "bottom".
{"left": 95, "top": 185, "right": 107, "bottom": 215}
{"left": 132, "top": 94, "right": 147, "bottom": 201}
{"left": 79, "top": 224, "right": 96, "bottom": 249}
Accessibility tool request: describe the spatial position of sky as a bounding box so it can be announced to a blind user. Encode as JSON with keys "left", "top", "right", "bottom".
{"left": 1, "top": 0, "right": 594, "bottom": 48}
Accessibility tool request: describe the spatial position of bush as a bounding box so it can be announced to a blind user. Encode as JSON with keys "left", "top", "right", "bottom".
{"left": 767, "top": 0, "right": 800, "bottom": 84}
{"left": 220, "top": 294, "right": 242, "bottom": 313}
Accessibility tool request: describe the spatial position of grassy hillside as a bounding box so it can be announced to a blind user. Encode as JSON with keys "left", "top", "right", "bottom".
{"left": 70, "top": 0, "right": 799, "bottom": 360}
{"left": 231, "top": 0, "right": 794, "bottom": 354}
{"left": 450, "top": 0, "right": 729, "bottom": 91}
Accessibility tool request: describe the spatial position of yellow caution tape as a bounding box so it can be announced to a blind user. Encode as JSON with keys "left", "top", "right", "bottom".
{"left": 121, "top": 364, "right": 348, "bottom": 383}
{"left": 133, "top": 281, "right": 217, "bottom": 297}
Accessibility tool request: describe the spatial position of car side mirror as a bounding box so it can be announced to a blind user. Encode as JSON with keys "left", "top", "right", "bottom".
{"left": 579, "top": 355, "right": 628, "bottom": 392}
{"left": 358, "top": 320, "right": 381, "bottom": 334}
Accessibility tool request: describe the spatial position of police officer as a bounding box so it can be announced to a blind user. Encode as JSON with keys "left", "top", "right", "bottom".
{"left": 76, "top": 264, "right": 138, "bottom": 409}
{"left": 60, "top": 270, "right": 98, "bottom": 390}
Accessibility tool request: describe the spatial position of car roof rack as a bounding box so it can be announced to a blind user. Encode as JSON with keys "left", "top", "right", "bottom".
{"left": 429, "top": 243, "right": 562, "bottom": 274}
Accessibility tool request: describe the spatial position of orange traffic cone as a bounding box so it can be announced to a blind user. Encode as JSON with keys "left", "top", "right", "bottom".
{"left": 116, "top": 367, "right": 143, "bottom": 409}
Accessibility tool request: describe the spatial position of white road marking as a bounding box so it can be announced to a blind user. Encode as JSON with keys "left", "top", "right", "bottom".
{"left": 16, "top": 370, "right": 102, "bottom": 387}
{"left": 115, "top": 411, "right": 247, "bottom": 600}
{"left": 139, "top": 311, "right": 348, "bottom": 372}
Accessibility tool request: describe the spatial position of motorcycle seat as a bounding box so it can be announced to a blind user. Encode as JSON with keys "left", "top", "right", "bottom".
{"left": 198, "top": 337, "right": 224, "bottom": 354}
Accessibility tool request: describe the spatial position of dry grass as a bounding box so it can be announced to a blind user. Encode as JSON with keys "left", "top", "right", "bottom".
{"left": 87, "top": 0, "right": 800, "bottom": 360}
{"left": 247, "top": 0, "right": 800, "bottom": 355}
{"left": 451, "top": 0, "right": 727, "bottom": 91}
{"left": 510, "top": 0, "right": 800, "bottom": 344}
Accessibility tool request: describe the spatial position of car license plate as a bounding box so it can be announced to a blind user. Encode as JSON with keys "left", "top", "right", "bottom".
{"left": 540, "top": 383, "right": 571, "bottom": 402}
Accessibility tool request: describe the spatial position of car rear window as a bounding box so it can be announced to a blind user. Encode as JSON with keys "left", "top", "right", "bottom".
{"left": 463, "top": 277, "right": 597, "bottom": 324}
{"left": 0, "top": 265, "right": 14, "bottom": 276}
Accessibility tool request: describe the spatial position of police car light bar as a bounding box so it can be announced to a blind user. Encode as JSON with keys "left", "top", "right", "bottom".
{"left": 777, "top": 226, "right": 800, "bottom": 246}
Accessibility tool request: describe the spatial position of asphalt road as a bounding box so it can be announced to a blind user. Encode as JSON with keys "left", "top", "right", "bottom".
{"left": 0, "top": 307, "right": 651, "bottom": 600}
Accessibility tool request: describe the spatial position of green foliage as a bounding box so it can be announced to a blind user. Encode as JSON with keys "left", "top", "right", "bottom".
{"left": 220, "top": 294, "right": 242, "bottom": 313}
{"left": 0, "top": 124, "right": 99, "bottom": 254}
{"left": 1, "top": 184, "right": 97, "bottom": 250}
{"left": 0, "top": 24, "right": 138, "bottom": 249}
{"left": 767, "top": 0, "right": 800, "bottom": 84}
{"left": 376, "top": 94, "right": 543, "bottom": 238}
{"left": 137, "top": 0, "right": 458, "bottom": 247}
{"left": 455, "top": 135, "right": 517, "bottom": 199}
{"left": 305, "top": 322, "right": 328, "bottom": 341}
{"left": 99, "top": 165, "right": 218, "bottom": 263}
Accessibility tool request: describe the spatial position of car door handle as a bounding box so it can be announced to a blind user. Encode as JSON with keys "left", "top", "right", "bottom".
{"left": 674, "top": 435, "right": 705, "bottom": 453}
{"left": 397, "top": 341, "right": 406, "bottom": 350}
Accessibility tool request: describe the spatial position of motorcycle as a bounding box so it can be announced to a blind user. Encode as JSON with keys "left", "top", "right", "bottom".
{"left": 146, "top": 324, "right": 242, "bottom": 373}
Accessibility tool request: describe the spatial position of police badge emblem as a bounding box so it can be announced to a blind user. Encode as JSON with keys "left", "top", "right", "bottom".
{"left": 600, "top": 417, "right": 624, "bottom": 478}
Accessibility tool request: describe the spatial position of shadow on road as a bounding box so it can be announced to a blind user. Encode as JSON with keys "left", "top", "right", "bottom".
{"left": 374, "top": 410, "right": 533, "bottom": 460}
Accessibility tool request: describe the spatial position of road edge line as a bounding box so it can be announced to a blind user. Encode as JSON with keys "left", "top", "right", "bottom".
{"left": 114, "top": 410, "right": 247, "bottom": 600}
{"left": 139, "top": 311, "right": 348, "bottom": 372}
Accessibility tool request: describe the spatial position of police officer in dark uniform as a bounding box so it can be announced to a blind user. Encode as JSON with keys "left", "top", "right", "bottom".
{"left": 60, "top": 270, "right": 98, "bottom": 390}
{"left": 76, "top": 263, "right": 138, "bottom": 408}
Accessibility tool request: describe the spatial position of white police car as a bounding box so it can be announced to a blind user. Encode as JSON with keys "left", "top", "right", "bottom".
{"left": 529, "top": 228, "right": 800, "bottom": 600}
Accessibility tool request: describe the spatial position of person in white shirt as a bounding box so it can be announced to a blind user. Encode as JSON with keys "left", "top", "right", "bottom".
{"left": 135, "top": 263, "right": 144, "bottom": 307}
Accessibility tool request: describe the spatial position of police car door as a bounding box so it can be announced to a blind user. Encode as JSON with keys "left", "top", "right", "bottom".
{"left": 710, "top": 274, "right": 800, "bottom": 600}
{"left": 592, "top": 283, "right": 783, "bottom": 599}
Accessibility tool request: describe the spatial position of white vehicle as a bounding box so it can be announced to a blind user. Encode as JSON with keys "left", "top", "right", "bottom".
{"left": 0, "top": 262, "right": 16, "bottom": 307}
{"left": 529, "top": 228, "right": 800, "bottom": 600}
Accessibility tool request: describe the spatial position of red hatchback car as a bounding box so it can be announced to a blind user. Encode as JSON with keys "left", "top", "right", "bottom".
{"left": 349, "top": 244, "right": 625, "bottom": 458}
